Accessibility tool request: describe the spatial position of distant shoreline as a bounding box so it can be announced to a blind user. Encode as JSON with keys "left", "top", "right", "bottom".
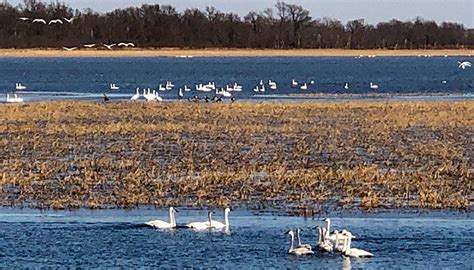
{"left": 0, "top": 48, "right": 472, "bottom": 58}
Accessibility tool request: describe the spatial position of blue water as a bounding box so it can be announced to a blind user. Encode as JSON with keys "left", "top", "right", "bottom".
{"left": 0, "top": 208, "right": 472, "bottom": 268}
{"left": 0, "top": 56, "right": 473, "bottom": 102}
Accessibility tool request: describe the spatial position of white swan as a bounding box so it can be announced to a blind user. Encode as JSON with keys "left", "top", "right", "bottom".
{"left": 296, "top": 228, "right": 312, "bottom": 250}
{"left": 184, "top": 85, "right": 191, "bottom": 92}
{"left": 233, "top": 83, "right": 242, "bottom": 91}
{"left": 253, "top": 86, "right": 259, "bottom": 92}
{"left": 300, "top": 83, "right": 308, "bottom": 90}
{"left": 210, "top": 208, "right": 230, "bottom": 229}
{"left": 19, "top": 17, "right": 30, "bottom": 21}
{"left": 260, "top": 85, "right": 266, "bottom": 92}
{"left": 292, "top": 79, "right": 298, "bottom": 87}
{"left": 118, "top": 42, "right": 135, "bottom": 47}
{"left": 110, "top": 83, "right": 119, "bottom": 90}
{"left": 159, "top": 84, "right": 166, "bottom": 91}
{"left": 344, "top": 83, "right": 349, "bottom": 90}
{"left": 166, "top": 81, "right": 174, "bottom": 90}
{"left": 83, "top": 44, "right": 96, "bottom": 48}
{"left": 15, "top": 83, "right": 26, "bottom": 90}
{"left": 155, "top": 92, "right": 163, "bottom": 102}
{"left": 458, "top": 61, "right": 472, "bottom": 69}
{"left": 370, "top": 82, "right": 379, "bottom": 90}
{"left": 341, "top": 231, "right": 373, "bottom": 258}
{"left": 269, "top": 80, "right": 277, "bottom": 90}
{"left": 315, "top": 226, "right": 333, "bottom": 252}
{"left": 186, "top": 211, "right": 213, "bottom": 230}
{"left": 130, "top": 88, "right": 140, "bottom": 100}
{"left": 287, "top": 230, "right": 314, "bottom": 255}
{"left": 178, "top": 88, "right": 184, "bottom": 99}
{"left": 145, "top": 207, "right": 178, "bottom": 229}
{"left": 216, "top": 88, "right": 232, "bottom": 97}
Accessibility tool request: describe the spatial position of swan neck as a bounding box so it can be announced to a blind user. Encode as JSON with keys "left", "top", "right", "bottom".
{"left": 224, "top": 210, "right": 229, "bottom": 227}
{"left": 296, "top": 230, "right": 302, "bottom": 246}
{"left": 290, "top": 233, "right": 295, "bottom": 251}
{"left": 317, "top": 227, "right": 322, "bottom": 244}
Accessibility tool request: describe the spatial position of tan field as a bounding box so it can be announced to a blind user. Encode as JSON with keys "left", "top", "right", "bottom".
{"left": 0, "top": 48, "right": 472, "bottom": 58}
{"left": 1, "top": 100, "right": 472, "bottom": 213}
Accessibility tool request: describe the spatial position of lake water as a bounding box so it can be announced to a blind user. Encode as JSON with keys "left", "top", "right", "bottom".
{"left": 0, "top": 208, "right": 472, "bottom": 268}
{"left": 0, "top": 56, "right": 473, "bottom": 102}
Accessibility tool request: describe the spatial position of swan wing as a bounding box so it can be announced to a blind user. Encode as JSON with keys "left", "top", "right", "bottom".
{"left": 294, "top": 247, "right": 314, "bottom": 255}
{"left": 186, "top": 221, "right": 210, "bottom": 230}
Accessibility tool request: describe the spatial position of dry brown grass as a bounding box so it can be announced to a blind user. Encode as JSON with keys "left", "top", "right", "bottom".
{"left": 0, "top": 101, "right": 472, "bottom": 213}
{"left": 0, "top": 48, "right": 472, "bottom": 58}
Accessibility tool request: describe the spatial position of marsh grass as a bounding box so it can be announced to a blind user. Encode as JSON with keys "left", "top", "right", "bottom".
{"left": 0, "top": 101, "right": 472, "bottom": 213}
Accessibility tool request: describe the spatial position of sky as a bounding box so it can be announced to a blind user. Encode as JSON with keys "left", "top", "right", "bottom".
{"left": 7, "top": 0, "right": 474, "bottom": 27}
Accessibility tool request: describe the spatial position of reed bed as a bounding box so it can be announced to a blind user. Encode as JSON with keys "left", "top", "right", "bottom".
{"left": 0, "top": 101, "right": 472, "bottom": 213}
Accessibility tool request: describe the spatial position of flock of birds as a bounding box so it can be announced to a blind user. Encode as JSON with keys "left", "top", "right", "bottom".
{"left": 145, "top": 207, "right": 373, "bottom": 258}
{"left": 17, "top": 16, "right": 135, "bottom": 51}
{"left": 4, "top": 60, "right": 471, "bottom": 103}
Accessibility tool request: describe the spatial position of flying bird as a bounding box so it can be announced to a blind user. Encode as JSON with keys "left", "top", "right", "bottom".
{"left": 62, "top": 47, "right": 78, "bottom": 51}
{"left": 103, "top": 43, "right": 116, "bottom": 50}
{"left": 63, "top": 17, "right": 74, "bottom": 23}
{"left": 83, "top": 44, "right": 96, "bottom": 48}
{"left": 48, "top": 19, "right": 63, "bottom": 25}
{"left": 32, "top": 19, "right": 47, "bottom": 24}
{"left": 18, "top": 17, "right": 30, "bottom": 21}
{"left": 118, "top": 42, "right": 136, "bottom": 47}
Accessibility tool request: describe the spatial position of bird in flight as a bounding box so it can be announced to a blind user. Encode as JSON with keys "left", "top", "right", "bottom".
{"left": 62, "top": 47, "right": 78, "bottom": 51}
{"left": 33, "top": 19, "right": 47, "bottom": 24}
{"left": 83, "top": 44, "right": 96, "bottom": 48}
{"left": 63, "top": 17, "right": 74, "bottom": 23}
{"left": 118, "top": 42, "right": 136, "bottom": 47}
{"left": 103, "top": 44, "right": 116, "bottom": 50}
{"left": 49, "top": 19, "right": 63, "bottom": 25}
{"left": 18, "top": 17, "right": 30, "bottom": 21}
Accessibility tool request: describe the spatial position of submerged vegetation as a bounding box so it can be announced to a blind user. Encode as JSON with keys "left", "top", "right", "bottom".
{"left": 0, "top": 101, "right": 472, "bottom": 213}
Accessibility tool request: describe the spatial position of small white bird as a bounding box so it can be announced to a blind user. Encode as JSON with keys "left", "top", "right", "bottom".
{"left": 178, "top": 88, "right": 184, "bottom": 99}
{"left": 458, "top": 61, "right": 472, "bottom": 70}
{"left": 103, "top": 43, "right": 116, "bottom": 50}
{"left": 184, "top": 85, "right": 191, "bottom": 92}
{"left": 63, "top": 17, "right": 74, "bottom": 23}
{"left": 48, "top": 19, "right": 63, "bottom": 25}
{"left": 159, "top": 84, "right": 166, "bottom": 91}
{"left": 32, "top": 19, "right": 47, "bottom": 24}
{"left": 83, "top": 44, "right": 96, "bottom": 48}
{"left": 18, "top": 17, "right": 30, "bottom": 21}
{"left": 344, "top": 83, "right": 349, "bottom": 90}
{"left": 62, "top": 47, "right": 78, "bottom": 51}
{"left": 300, "top": 83, "right": 308, "bottom": 90}
{"left": 155, "top": 92, "right": 163, "bottom": 102}
{"left": 370, "top": 82, "right": 379, "bottom": 90}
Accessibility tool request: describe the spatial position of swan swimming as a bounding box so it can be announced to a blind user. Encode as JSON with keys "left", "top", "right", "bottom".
{"left": 145, "top": 207, "right": 178, "bottom": 229}
{"left": 292, "top": 79, "right": 298, "bottom": 87}
{"left": 300, "top": 83, "right": 308, "bottom": 90}
{"left": 210, "top": 208, "right": 231, "bottom": 229}
{"left": 155, "top": 92, "right": 163, "bottom": 102}
{"left": 295, "top": 228, "right": 312, "bottom": 250}
{"left": 186, "top": 211, "right": 214, "bottom": 230}
{"left": 315, "top": 226, "right": 333, "bottom": 252}
{"left": 15, "top": 83, "right": 26, "bottom": 90}
{"left": 344, "top": 83, "right": 349, "bottom": 90}
{"left": 370, "top": 82, "right": 379, "bottom": 90}
{"left": 287, "top": 230, "right": 314, "bottom": 255}
{"left": 341, "top": 231, "right": 373, "bottom": 258}
{"left": 110, "top": 83, "right": 119, "bottom": 90}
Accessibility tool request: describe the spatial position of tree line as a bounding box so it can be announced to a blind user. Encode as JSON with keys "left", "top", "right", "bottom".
{"left": 0, "top": 0, "right": 473, "bottom": 49}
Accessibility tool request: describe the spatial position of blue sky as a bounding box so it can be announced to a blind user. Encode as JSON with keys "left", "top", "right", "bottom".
{"left": 7, "top": 0, "right": 474, "bottom": 27}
